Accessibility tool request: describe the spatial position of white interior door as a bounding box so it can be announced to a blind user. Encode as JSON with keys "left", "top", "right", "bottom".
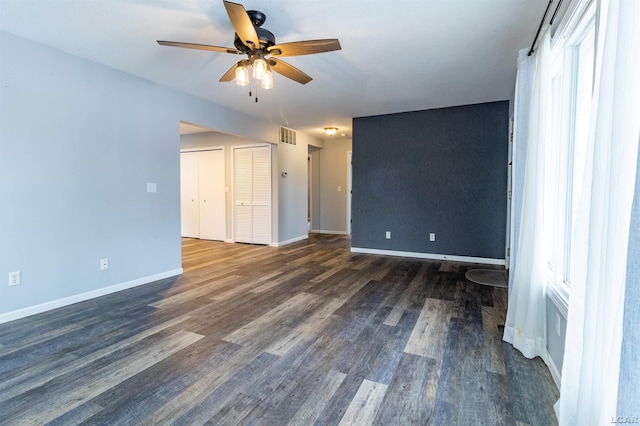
{"left": 180, "top": 152, "right": 199, "bottom": 238}
{"left": 199, "top": 150, "right": 226, "bottom": 241}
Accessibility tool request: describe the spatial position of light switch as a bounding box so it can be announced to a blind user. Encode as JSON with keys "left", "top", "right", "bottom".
{"left": 337, "top": 186, "right": 342, "bottom": 192}
{"left": 147, "top": 183, "right": 157, "bottom": 193}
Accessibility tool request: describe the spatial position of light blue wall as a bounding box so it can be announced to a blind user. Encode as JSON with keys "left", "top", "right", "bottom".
{"left": 546, "top": 296, "right": 567, "bottom": 377}
{"left": 617, "top": 135, "right": 640, "bottom": 417}
{"left": 0, "top": 31, "right": 315, "bottom": 319}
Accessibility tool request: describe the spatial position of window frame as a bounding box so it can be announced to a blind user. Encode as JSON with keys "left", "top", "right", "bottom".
{"left": 546, "top": 0, "right": 596, "bottom": 310}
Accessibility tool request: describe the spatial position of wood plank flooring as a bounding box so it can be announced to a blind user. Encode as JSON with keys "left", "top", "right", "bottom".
{"left": 0, "top": 235, "right": 559, "bottom": 425}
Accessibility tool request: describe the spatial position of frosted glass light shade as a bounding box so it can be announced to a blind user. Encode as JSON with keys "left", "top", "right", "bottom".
{"left": 252, "top": 58, "right": 267, "bottom": 80}
{"left": 261, "top": 69, "right": 273, "bottom": 89}
{"left": 236, "top": 65, "right": 249, "bottom": 86}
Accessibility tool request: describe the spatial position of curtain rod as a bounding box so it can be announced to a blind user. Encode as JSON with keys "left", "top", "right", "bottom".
{"left": 527, "top": 0, "right": 565, "bottom": 56}
{"left": 549, "top": 0, "right": 565, "bottom": 26}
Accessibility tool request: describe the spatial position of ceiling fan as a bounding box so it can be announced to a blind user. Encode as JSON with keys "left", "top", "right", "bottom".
{"left": 157, "top": 1, "right": 341, "bottom": 91}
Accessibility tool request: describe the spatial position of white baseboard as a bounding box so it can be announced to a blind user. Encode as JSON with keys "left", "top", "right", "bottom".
{"left": 544, "top": 349, "right": 562, "bottom": 390}
{"left": 310, "top": 230, "right": 350, "bottom": 235}
{"left": 0, "top": 268, "right": 183, "bottom": 325}
{"left": 271, "top": 234, "right": 309, "bottom": 247}
{"left": 350, "top": 247, "right": 505, "bottom": 266}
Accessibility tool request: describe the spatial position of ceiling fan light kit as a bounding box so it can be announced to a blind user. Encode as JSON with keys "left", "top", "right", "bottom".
{"left": 252, "top": 57, "right": 268, "bottom": 80}
{"left": 157, "top": 0, "right": 341, "bottom": 98}
{"left": 235, "top": 64, "right": 250, "bottom": 86}
{"left": 261, "top": 69, "right": 273, "bottom": 89}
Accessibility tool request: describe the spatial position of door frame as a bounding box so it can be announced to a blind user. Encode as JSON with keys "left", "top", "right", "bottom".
{"left": 347, "top": 150, "right": 352, "bottom": 235}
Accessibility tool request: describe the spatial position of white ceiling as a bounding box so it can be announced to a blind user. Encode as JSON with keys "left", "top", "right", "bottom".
{"left": 0, "top": 0, "right": 547, "bottom": 140}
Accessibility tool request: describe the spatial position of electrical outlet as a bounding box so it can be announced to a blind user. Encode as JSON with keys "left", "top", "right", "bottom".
{"left": 100, "top": 258, "right": 109, "bottom": 270}
{"left": 8, "top": 271, "right": 21, "bottom": 286}
{"left": 429, "top": 233, "right": 436, "bottom": 242}
{"left": 385, "top": 231, "right": 391, "bottom": 239}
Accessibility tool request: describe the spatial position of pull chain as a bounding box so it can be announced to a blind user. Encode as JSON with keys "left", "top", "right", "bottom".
{"left": 246, "top": 81, "right": 259, "bottom": 103}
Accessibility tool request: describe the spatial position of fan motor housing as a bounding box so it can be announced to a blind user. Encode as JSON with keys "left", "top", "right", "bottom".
{"left": 234, "top": 27, "right": 275, "bottom": 52}
{"left": 246, "top": 10, "right": 266, "bottom": 27}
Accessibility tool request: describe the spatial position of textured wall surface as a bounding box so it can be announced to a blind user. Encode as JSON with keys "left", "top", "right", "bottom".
{"left": 352, "top": 101, "right": 509, "bottom": 259}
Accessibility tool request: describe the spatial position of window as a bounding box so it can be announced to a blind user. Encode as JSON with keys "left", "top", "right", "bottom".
{"left": 545, "top": 1, "right": 596, "bottom": 301}
{"left": 566, "top": 23, "right": 595, "bottom": 283}
{"left": 545, "top": 54, "right": 564, "bottom": 273}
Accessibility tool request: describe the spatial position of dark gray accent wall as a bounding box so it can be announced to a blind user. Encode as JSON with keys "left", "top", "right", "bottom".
{"left": 352, "top": 101, "right": 509, "bottom": 259}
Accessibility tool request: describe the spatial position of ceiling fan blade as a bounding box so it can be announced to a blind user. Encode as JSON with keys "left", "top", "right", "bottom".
{"left": 267, "top": 39, "right": 341, "bottom": 57}
{"left": 157, "top": 40, "right": 240, "bottom": 54}
{"left": 219, "top": 60, "right": 250, "bottom": 82}
{"left": 223, "top": 1, "right": 260, "bottom": 49}
{"left": 268, "top": 58, "right": 312, "bottom": 85}
{"left": 219, "top": 63, "right": 238, "bottom": 82}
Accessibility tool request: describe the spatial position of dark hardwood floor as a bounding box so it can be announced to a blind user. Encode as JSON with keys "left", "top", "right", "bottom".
{"left": 0, "top": 234, "right": 559, "bottom": 425}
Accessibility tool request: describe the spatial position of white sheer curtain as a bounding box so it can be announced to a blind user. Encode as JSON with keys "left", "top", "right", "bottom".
{"left": 503, "top": 29, "right": 551, "bottom": 360}
{"left": 558, "top": 0, "right": 640, "bottom": 423}
{"left": 508, "top": 44, "right": 534, "bottom": 291}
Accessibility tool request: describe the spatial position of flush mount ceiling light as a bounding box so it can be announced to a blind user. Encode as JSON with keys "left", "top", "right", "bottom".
{"left": 324, "top": 127, "right": 338, "bottom": 136}
{"left": 157, "top": 0, "right": 342, "bottom": 100}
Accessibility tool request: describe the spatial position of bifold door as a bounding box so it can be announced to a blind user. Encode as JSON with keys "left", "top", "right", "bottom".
{"left": 234, "top": 146, "right": 271, "bottom": 245}
{"left": 180, "top": 150, "right": 225, "bottom": 241}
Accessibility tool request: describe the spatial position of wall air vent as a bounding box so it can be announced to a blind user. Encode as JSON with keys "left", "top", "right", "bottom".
{"left": 280, "top": 127, "right": 297, "bottom": 145}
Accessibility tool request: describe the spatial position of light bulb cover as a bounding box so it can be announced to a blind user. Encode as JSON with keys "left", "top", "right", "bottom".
{"left": 261, "top": 69, "right": 273, "bottom": 89}
{"left": 236, "top": 65, "right": 249, "bottom": 86}
{"left": 253, "top": 58, "right": 267, "bottom": 80}
{"left": 324, "top": 127, "right": 338, "bottom": 136}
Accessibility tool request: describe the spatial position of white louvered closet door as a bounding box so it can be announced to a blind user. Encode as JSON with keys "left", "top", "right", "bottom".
{"left": 234, "top": 148, "right": 253, "bottom": 243}
{"left": 234, "top": 146, "right": 271, "bottom": 244}
{"left": 251, "top": 147, "right": 271, "bottom": 244}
